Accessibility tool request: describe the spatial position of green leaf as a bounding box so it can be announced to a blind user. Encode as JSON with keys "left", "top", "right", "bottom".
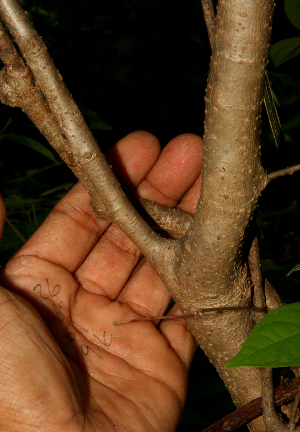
{"left": 39, "top": 183, "right": 74, "bottom": 197}
{"left": 226, "top": 303, "right": 300, "bottom": 368}
{"left": 83, "top": 111, "right": 113, "bottom": 131}
{"left": 285, "top": 0, "right": 300, "bottom": 30}
{"left": 282, "top": 115, "right": 300, "bottom": 131}
{"left": 287, "top": 263, "right": 300, "bottom": 276}
{"left": 4, "top": 134, "right": 58, "bottom": 162}
{"left": 25, "top": 160, "right": 64, "bottom": 177}
{"left": 3, "top": 196, "right": 57, "bottom": 208}
{"left": 270, "top": 37, "right": 300, "bottom": 67}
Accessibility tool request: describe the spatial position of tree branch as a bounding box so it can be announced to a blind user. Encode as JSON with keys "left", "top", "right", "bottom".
{"left": 268, "top": 165, "right": 300, "bottom": 180}
{"left": 168, "top": 3, "right": 274, "bottom": 427}
{"left": 289, "top": 384, "right": 300, "bottom": 432}
{"left": 248, "top": 236, "right": 266, "bottom": 323}
{"left": 0, "top": 1, "right": 173, "bottom": 271}
{"left": 201, "top": 0, "right": 216, "bottom": 47}
{"left": 202, "top": 376, "right": 300, "bottom": 432}
{"left": 0, "top": 22, "right": 71, "bottom": 163}
{"left": 261, "top": 367, "right": 289, "bottom": 432}
{"left": 138, "top": 198, "right": 193, "bottom": 237}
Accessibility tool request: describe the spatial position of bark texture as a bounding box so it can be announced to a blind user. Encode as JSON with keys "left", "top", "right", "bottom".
{"left": 0, "top": 0, "right": 275, "bottom": 430}
{"left": 163, "top": 1, "right": 274, "bottom": 429}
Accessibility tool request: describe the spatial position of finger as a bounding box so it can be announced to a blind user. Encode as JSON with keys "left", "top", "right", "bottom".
{"left": 14, "top": 182, "right": 103, "bottom": 273}
{"left": 70, "top": 286, "right": 192, "bottom": 407}
{"left": 117, "top": 256, "right": 171, "bottom": 317}
{"left": 177, "top": 174, "right": 202, "bottom": 214}
{"left": 74, "top": 223, "right": 141, "bottom": 299}
{"left": 10, "top": 131, "right": 161, "bottom": 274}
{"left": 106, "top": 130, "right": 161, "bottom": 189}
{"left": 137, "top": 133, "right": 203, "bottom": 207}
{"left": 74, "top": 134, "right": 203, "bottom": 313}
{"left": 73, "top": 132, "right": 163, "bottom": 298}
{"left": 117, "top": 134, "right": 203, "bottom": 315}
{"left": 159, "top": 304, "right": 197, "bottom": 370}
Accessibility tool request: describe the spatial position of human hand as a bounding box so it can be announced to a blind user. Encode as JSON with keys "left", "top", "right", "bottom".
{"left": 0, "top": 131, "right": 203, "bottom": 432}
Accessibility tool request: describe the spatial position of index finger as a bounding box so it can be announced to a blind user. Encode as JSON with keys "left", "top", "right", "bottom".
{"left": 137, "top": 133, "right": 203, "bottom": 211}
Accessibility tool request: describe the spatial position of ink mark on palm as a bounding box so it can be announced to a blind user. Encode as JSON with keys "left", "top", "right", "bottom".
{"left": 33, "top": 278, "right": 61, "bottom": 299}
{"left": 81, "top": 344, "right": 103, "bottom": 359}
{"left": 93, "top": 331, "right": 112, "bottom": 347}
{"left": 66, "top": 330, "right": 106, "bottom": 359}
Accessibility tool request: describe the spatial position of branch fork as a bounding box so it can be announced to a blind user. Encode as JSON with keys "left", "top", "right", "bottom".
{"left": 1, "top": 1, "right": 295, "bottom": 431}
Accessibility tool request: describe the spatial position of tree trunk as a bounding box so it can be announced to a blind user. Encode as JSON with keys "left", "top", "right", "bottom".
{"left": 155, "top": 2, "right": 274, "bottom": 430}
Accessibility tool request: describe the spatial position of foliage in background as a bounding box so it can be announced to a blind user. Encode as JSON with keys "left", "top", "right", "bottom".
{"left": 0, "top": 0, "right": 300, "bottom": 429}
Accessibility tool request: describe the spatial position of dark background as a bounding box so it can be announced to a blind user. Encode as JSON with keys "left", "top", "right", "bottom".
{"left": 1, "top": 0, "right": 300, "bottom": 429}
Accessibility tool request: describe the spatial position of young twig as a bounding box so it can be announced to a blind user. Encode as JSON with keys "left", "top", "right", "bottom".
{"left": 261, "top": 367, "right": 289, "bottom": 432}
{"left": 201, "top": 0, "right": 216, "bottom": 48}
{"left": 202, "top": 376, "right": 300, "bottom": 432}
{"left": 289, "top": 384, "right": 300, "bottom": 432}
{"left": 138, "top": 198, "right": 192, "bottom": 237}
{"left": 248, "top": 235, "right": 266, "bottom": 322}
{"left": 113, "top": 315, "right": 185, "bottom": 326}
{"left": 268, "top": 164, "right": 300, "bottom": 180}
{"left": 113, "top": 306, "right": 267, "bottom": 326}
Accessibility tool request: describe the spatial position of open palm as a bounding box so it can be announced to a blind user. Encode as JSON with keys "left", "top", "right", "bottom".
{"left": 0, "top": 131, "right": 203, "bottom": 432}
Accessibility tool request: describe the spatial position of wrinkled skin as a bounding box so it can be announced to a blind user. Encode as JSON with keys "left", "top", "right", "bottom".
{"left": 0, "top": 131, "right": 203, "bottom": 432}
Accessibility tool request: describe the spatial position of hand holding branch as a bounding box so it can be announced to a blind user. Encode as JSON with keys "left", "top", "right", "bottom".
{"left": 0, "top": 132, "right": 201, "bottom": 432}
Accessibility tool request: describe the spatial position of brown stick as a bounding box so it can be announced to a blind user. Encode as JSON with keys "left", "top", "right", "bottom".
{"left": 201, "top": 0, "right": 216, "bottom": 48}
{"left": 268, "top": 164, "right": 300, "bottom": 180}
{"left": 248, "top": 236, "right": 266, "bottom": 321}
{"left": 289, "top": 383, "right": 300, "bottom": 432}
{"left": 202, "top": 377, "right": 300, "bottom": 432}
{"left": 113, "top": 306, "right": 267, "bottom": 326}
{"left": 261, "top": 367, "right": 288, "bottom": 432}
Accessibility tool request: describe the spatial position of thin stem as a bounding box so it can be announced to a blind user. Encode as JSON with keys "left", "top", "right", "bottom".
{"left": 5, "top": 218, "right": 26, "bottom": 243}
{"left": 203, "top": 376, "right": 300, "bottom": 432}
{"left": 113, "top": 306, "right": 267, "bottom": 326}
{"left": 268, "top": 164, "right": 300, "bottom": 180}
{"left": 138, "top": 198, "right": 192, "bottom": 237}
{"left": 289, "top": 384, "right": 300, "bottom": 432}
{"left": 201, "top": 0, "right": 216, "bottom": 48}
{"left": 261, "top": 367, "right": 288, "bottom": 432}
{"left": 248, "top": 235, "right": 266, "bottom": 323}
